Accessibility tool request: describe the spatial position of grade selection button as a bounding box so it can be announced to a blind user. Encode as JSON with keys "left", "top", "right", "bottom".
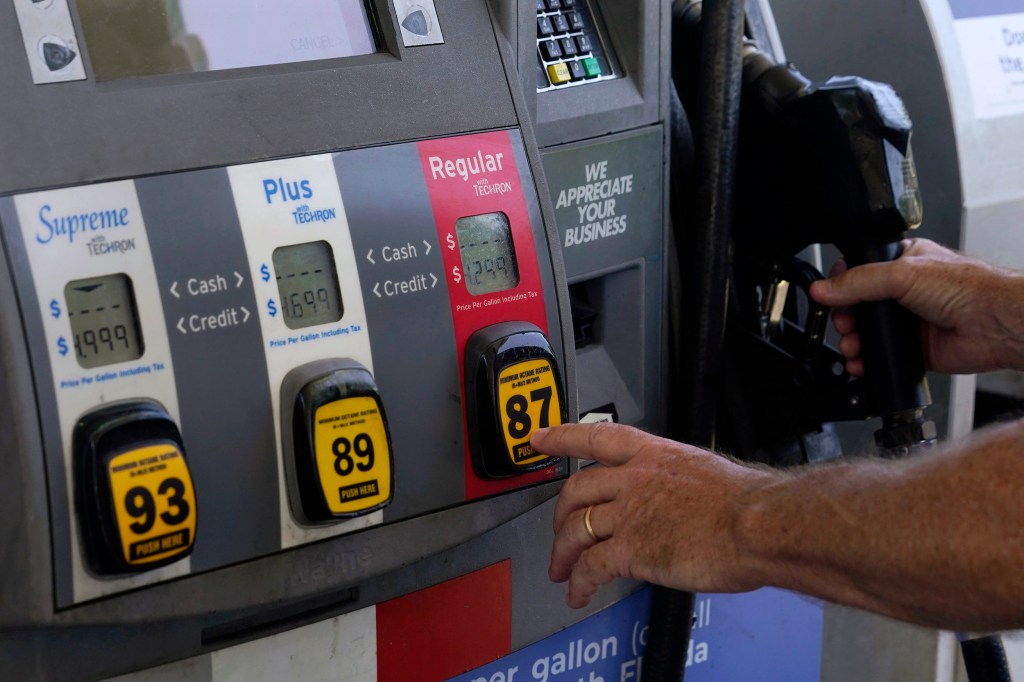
{"left": 282, "top": 360, "right": 394, "bottom": 524}
{"left": 74, "top": 400, "right": 197, "bottom": 576}
{"left": 466, "top": 322, "right": 566, "bottom": 479}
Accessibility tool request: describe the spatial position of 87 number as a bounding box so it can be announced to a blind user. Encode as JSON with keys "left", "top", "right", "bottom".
{"left": 505, "top": 386, "right": 553, "bottom": 439}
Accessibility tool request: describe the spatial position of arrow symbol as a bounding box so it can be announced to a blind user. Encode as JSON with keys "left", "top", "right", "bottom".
{"left": 177, "top": 318, "right": 186, "bottom": 334}
{"left": 373, "top": 282, "right": 381, "bottom": 298}
{"left": 430, "top": 273, "right": 438, "bottom": 288}
{"left": 235, "top": 271, "right": 244, "bottom": 288}
{"left": 241, "top": 306, "right": 250, "bottom": 323}
{"left": 424, "top": 240, "right": 432, "bottom": 255}
{"left": 170, "top": 281, "right": 180, "bottom": 299}
{"left": 367, "top": 249, "right": 376, "bottom": 265}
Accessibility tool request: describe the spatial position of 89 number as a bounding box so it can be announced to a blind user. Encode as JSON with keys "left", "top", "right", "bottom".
{"left": 505, "top": 386, "right": 553, "bottom": 439}
{"left": 332, "top": 434, "right": 375, "bottom": 476}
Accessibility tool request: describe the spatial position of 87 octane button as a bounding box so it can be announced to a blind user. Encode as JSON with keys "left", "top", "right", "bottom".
{"left": 284, "top": 361, "right": 394, "bottom": 524}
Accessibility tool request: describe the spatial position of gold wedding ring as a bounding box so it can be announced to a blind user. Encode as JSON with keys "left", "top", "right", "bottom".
{"left": 584, "top": 504, "right": 600, "bottom": 543}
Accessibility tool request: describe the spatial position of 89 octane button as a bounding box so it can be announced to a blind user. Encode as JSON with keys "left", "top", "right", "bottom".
{"left": 313, "top": 396, "right": 393, "bottom": 515}
{"left": 107, "top": 444, "right": 196, "bottom": 567}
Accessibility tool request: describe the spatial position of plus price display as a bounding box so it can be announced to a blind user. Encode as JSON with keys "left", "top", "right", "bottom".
{"left": 272, "top": 240, "right": 344, "bottom": 330}
{"left": 455, "top": 212, "right": 520, "bottom": 296}
{"left": 64, "top": 274, "right": 144, "bottom": 369}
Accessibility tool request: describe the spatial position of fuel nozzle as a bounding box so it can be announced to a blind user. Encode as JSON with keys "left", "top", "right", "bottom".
{"left": 737, "top": 45, "right": 937, "bottom": 456}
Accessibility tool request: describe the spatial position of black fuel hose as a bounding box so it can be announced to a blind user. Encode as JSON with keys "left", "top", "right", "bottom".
{"left": 644, "top": 0, "right": 745, "bottom": 680}
{"left": 961, "top": 634, "right": 1013, "bottom": 682}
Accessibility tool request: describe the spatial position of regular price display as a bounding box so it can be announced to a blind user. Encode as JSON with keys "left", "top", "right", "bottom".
{"left": 106, "top": 443, "right": 197, "bottom": 567}
{"left": 312, "top": 396, "right": 393, "bottom": 515}
{"left": 496, "top": 358, "right": 563, "bottom": 467}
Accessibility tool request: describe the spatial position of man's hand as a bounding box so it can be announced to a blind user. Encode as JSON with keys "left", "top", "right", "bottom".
{"left": 534, "top": 423, "right": 773, "bottom": 609}
{"left": 809, "top": 238, "right": 1024, "bottom": 375}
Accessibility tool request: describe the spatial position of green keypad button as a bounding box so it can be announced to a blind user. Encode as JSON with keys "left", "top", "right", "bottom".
{"left": 582, "top": 57, "right": 602, "bottom": 78}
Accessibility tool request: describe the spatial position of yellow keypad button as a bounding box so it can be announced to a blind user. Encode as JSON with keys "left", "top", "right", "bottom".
{"left": 547, "top": 63, "right": 572, "bottom": 85}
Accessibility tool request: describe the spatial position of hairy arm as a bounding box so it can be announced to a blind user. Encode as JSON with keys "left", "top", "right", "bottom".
{"left": 738, "top": 418, "right": 1024, "bottom": 630}
{"left": 539, "top": 421, "right": 1024, "bottom": 631}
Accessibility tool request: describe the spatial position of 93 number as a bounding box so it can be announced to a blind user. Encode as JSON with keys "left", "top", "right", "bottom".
{"left": 332, "top": 434, "right": 375, "bottom": 476}
{"left": 124, "top": 478, "right": 190, "bottom": 535}
{"left": 505, "top": 386, "right": 553, "bottom": 439}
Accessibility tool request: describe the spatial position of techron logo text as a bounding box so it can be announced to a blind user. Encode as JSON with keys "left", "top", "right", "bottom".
{"left": 35, "top": 204, "right": 130, "bottom": 245}
{"left": 428, "top": 150, "right": 506, "bottom": 182}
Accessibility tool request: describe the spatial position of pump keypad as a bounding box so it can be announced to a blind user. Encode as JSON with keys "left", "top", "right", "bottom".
{"left": 536, "top": 0, "right": 614, "bottom": 91}
{"left": 74, "top": 401, "right": 197, "bottom": 576}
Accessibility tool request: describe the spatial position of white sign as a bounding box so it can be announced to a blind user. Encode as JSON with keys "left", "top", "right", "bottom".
{"left": 951, "top": 2, "right": 1024, "bottom": 119}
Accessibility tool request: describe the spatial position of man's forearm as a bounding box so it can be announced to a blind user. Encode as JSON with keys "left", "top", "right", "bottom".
{"left": 736, "top": 419, "right": 1024, "bottom": 630}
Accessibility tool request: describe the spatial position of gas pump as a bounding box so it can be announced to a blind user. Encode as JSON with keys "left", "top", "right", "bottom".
{"left": 0, "top": 1, "right": 673, "bottom": 680}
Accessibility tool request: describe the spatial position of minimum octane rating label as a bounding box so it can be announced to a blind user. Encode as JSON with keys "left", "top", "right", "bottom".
{"left": 107, "top": 444, "right": 196, "bottom": 565}
{"left": 314, "top": 396, "right": 392, "bottom": 514}
{"left": 496, "top": 358, "right": 562, "bottom": 466}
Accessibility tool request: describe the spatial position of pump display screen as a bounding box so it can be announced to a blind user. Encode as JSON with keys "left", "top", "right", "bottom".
{"left": 455, "top": 213, "right": 521, "bottom": 296}
{"left": 65, "top": 274, "right": 145, "bottom": 369}
{"left": 78, "top": 0, "right": 377, "bottom": 81}
{"left": 273, "top": 241, "right": 344, "bottom": 330}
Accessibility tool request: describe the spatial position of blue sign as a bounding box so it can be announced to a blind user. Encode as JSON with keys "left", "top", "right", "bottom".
{"left": 948, "top": 0, "right": 1024, "bottom": 20}
{"left": 449, "top": 587, "right": 823, "bottom": 682}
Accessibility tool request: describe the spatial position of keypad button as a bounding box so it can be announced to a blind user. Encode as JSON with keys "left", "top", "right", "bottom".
{"left": 576, "top": 34, "right": 593, "bottom": 53}
{"left": 552, "top": 14, "right": 570, "bottom": 34}
{"left": 582, "top": 56, "right": 602, "bottom": 78}
{"left": 545, "top": 0, "right": 562, "bottom": 9}
{"left": 537, "top": 0, "right": 547, "bottom": 11}
{"left": 567, "top": 12, "right": 585, "bottom": 31}
{"left": 562, "top": 0, "right": 577, "bottom": 6}
{"left": 568, "top": 60, "right": 586, "bottom": 80}
{"left": 559, "top": 37, "right": 578, "bottom": 57}
{"left": 538, "top": 16, "right": 554, "bottom": 37}
{"left": 541, "top": 40, "right": 562, "bottom": 61}
{"left": 547, "top": 62, "right": 572, "bottom": 85}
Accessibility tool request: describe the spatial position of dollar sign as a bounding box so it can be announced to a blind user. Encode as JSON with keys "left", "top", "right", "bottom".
{"left": 261, "top": 264, "right": 271, "bottom": 282}
{"left": 57, "top": 337, "right": 68, "bottom": 356}
{"left": 452, "top": 266, "right": 462, "bottom": 284}
{"left": 267, "top": 299, "right": 278, "bottom": 317}
{"left": 446, "top": 233, "right": 456, "bottom": 251}
{"left": 50, "top": 299, "right": 61, "bottom": 319}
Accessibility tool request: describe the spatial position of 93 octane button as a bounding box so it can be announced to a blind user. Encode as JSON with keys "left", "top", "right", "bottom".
{"left": 107, "top": 444, "right": 196, "bottom": 566}
{"left": 313, "top": 396, "right": 393, "bottom": 514}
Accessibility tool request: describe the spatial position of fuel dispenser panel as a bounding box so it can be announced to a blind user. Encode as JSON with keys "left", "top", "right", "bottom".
{"left": 0, "top": 129, "right": 568, "bottom": 609}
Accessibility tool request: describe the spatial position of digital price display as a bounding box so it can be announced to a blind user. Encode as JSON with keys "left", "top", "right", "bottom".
{"left": 64, "top": 274, "right": 145, "bottom": 369}
{"left": 455, "top": 213, "right": 520, "bottom": 296}
{"left": 273, "top": 241, "right": 344, "bottom": 330}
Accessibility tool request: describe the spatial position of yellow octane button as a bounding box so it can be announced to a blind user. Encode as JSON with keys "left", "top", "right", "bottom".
{"left": 313, "top": 396, "right": 393, "bottom": 515}
{"left": 107, "top": 444, "right": 197, "bottom": 566}
{"left": 547, "top": 63, "right": 572, "bottom": 85}
{"left": 496, "top": 358, "right": 563, "bottom": 468}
